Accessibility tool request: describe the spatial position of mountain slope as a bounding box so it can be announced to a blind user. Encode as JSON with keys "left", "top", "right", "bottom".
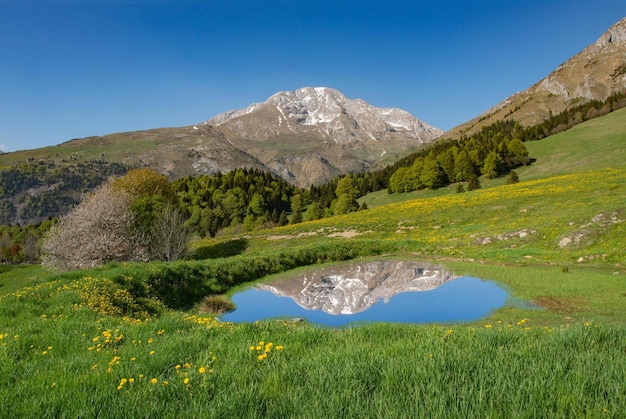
{"left": 204, "top": 87, "right": 443, "bottom": 186}
{"left": 446, "top": 17, "right": 626, "bottom": 139}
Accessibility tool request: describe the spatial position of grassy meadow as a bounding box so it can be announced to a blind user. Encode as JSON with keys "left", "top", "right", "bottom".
{"left": 1, "top": 110, "right": 626, "bottom": 417}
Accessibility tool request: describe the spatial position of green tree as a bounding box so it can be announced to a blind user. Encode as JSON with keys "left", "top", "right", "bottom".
{"left": 290, "top": 211, "right": 303, "bottom": 225}
{"left": 506, "top": 170, "right": 520, "bottom": 184}
{"left": 419, "top": 156, "right": 446, "bottom": 189}
{"left": 467, "top": 174, "right": 481, "bottom": 191}
{"left": 110, "top": 168, "right": 174, "bottom": 202}
{"left": 437, "top": 150, "right": 455, "bottom": 183}
{"left": 290, "top": 194, "right": 304, "bottom": 213}
{"left": 332, "top": 176, "right": 359, "bottom": 215}
{"left": 247, "top": 193, "right": 266, "bottom": 217}
{"left": 305, "top": 202, "right": 324, "bottom": 221}
{"left": 481, "top": 151, "right": 501, "bottom": 179}
{"left": 507, "top": 139, "right": 530, "bottom": 166}
{"left": 454, "top": 150, "right": 474, "bottom": 182}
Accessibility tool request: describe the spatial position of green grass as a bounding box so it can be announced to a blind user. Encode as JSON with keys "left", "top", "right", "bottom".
{"left": 520, "top": 106, "right": 626, "bottom": 179}
{"left": 2, "top": 109, "right": 626, "bottom": 416}
{"left": 1, "top": 281, "right": 624, "bottom": 418}
{"left": 0, "top": 264, "right": 44, "bottom": 297}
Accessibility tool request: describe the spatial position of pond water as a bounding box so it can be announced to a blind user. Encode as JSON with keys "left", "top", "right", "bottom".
{"left": 219, "top": 260, "right": 508, "bottom": 327}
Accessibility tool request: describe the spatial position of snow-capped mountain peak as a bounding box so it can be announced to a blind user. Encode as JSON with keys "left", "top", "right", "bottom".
{"left": 202, "top": 87, "right": 442, "bottom": 186}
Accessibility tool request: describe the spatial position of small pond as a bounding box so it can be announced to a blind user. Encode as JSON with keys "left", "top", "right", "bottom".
{"left": 219, "top": 260, "right": 508, "bottom": 327}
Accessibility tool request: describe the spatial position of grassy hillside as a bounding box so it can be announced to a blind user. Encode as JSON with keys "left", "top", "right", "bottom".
{"left": 520, "top": 105, "right": 626, "bottom": 179}
{"left": 359, "top": 106, "right": 626, "bottom": 209}
{"left": 1, "top": 110, "right": 626, "bottom": 416}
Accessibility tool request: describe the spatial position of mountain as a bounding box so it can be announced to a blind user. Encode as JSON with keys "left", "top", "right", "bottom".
{"left": 202, "top": 87, "right": 443, "bottom": 186}
{"left": 446, "top": 17, "right": 626, "bottom": 139}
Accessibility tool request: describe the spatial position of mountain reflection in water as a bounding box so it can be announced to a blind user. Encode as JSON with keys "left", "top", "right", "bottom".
{"left": 258, "top": 260, "right": 457, "bottom": 315}
{"left": 221, "top": 260, "right": 508, "bottom": 326}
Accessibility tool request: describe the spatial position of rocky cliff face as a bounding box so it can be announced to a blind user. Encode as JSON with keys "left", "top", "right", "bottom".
{"left": 446, "top": 17, "right": 626, "bottom": 138}
{"left": 257, "top": 260, "right": 457, "bottom": 315}
{"left": 204, "top": 87, "right": 443, "bottom": 186}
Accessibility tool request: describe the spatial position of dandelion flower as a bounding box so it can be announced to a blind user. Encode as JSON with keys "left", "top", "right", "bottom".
{"left": 150, "top": 378, "right": 158, "bottom": 384}
{"left": 198, "top": 367, "right": 206, "bottom": 374}
{"left": 183, "top": 378, "right": 190, "bottom": 385}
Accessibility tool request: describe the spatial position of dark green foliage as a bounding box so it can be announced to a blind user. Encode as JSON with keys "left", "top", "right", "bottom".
{"left": 481, "top": 151, "right": 501, "bottom": 179}
{"left": 419, "top": 156, "right": 447, "bottom": 189}
{"left": 506, "top": 170, "right": 520, "bottom": 184}
{"left": 173, "top": 168, "right": 304, "bottom": 237}
{"left": 332, "top": 176, "right": 360, "bottom": 215}
{"left": 304, "top": 202, "right": 324, "bottom": 221}
{"left": 290, "top": 211, "right": 303, "bottom": 225}
{"left": 455, "top": 183, "right": 465, "bottom": 193}
{"left": 467, "top": 174, "right": 481, "bottom": 191}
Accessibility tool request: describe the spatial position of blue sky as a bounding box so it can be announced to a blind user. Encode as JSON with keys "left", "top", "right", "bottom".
{"left": 1, "top": 1, "right": 625, "bottom": 152}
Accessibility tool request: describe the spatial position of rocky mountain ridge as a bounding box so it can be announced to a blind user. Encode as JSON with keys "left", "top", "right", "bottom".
{"left": 446, "top": 17, "right": 626, "bottom": 138}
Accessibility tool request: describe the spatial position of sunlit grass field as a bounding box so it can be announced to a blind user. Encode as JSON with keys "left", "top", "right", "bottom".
{"left": 2, "top": 110, "right": 626, "bottom": 417}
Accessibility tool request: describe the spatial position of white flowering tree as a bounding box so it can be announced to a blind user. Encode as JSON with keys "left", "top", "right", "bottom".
{"left": 41, "top": 184, "right": 149, "bottom": 272}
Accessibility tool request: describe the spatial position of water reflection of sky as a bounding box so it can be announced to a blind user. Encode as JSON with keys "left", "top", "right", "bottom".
{"left": 220, "top": 276, "right": 507, "bottom": 326}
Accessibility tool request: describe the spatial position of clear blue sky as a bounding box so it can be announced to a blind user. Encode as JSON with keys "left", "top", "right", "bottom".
{"left": 1, "top": 1, "right": 625, "bottom": 152}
